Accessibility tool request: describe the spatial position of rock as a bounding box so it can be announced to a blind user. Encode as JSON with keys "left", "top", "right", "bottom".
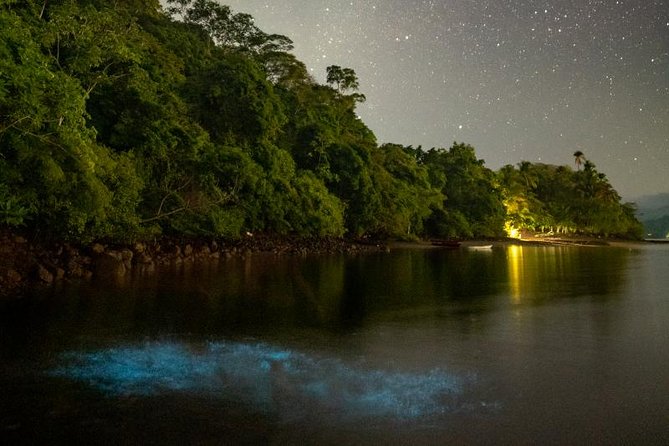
{"left": 136, "top": 263, "right": 155, "bottom": 274}
{"left": 66, "top": 260, "right": 85, "bottom": 278}
{"left": 95, "top": 252, "right": 126, "bottom": 278}
{"left": 120, "top": 249, "right": 134, "bottom": 270}
{"left": 36, "top": 264, "right": 54, "bottom": 284}
{"left": 169, "top": 245, "right": 181, "bottom": 257}
{"left": 106, "top": 250, "right": 123, "bottom": 261}
{"left": 135, "top": 253, "right": 153, "bottom": 265}
{"left": 5, "top": 269, "right": 22, "bottom": 285}
{"left": 64, "top": 244, "right": 79, "bottom": 258}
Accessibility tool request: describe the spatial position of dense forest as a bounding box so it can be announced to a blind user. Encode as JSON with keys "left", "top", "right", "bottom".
{"left": 0, "top": 0, "right": 644, "bottom": 242}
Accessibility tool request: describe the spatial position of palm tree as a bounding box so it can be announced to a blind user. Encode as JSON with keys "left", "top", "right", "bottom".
{"left": 573, "top": 151, "right": 585, "bottom": 171}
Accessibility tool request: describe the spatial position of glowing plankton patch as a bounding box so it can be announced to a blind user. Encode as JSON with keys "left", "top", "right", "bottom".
{"left": 50, "top": 341, "right": 464, "bottom": 419}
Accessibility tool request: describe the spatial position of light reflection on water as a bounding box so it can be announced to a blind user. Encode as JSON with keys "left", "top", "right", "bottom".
{"left": 50, "top": 341, "right": 469, "bottom": 421}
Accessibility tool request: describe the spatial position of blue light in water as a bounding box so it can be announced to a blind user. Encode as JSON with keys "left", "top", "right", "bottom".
{"left": 50, "top": 341, "right": 465, "bottom": 420}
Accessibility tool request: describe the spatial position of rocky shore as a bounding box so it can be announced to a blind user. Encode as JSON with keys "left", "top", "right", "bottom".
{"left": 0, "top": 231, "right": 387, "bottom": 300}
{"left": 1, "top": 228, "right": 648, "bottom": 300}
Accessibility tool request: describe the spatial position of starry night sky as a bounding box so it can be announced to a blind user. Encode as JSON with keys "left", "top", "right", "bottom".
{"left": 221, "top": 0, "right": 668, "bottom": 199}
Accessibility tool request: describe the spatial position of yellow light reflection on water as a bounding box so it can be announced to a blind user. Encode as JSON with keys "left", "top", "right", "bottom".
{"left": 507, "top": 245, "right": 524, "bottom": 303}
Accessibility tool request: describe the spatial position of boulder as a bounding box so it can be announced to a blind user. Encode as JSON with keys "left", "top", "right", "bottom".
{"left": 135, "top": 253, "right": 154, "bottom": 265}
{"left": 66, "top": 259, "right": 86, "bottom": 278}
{"left": 5, "top": 269, "right": 22, "bottom": 285}
{"left": 36, "top": 264, "right": 54, "bottom": 284}
{"left": 120, "top": 249, "right": 134, "bottom": 270}
{"left": 95, "top": 251, "right": 126, "bottom": 278}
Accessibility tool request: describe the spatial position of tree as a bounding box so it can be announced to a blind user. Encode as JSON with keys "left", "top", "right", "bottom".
{"left": 421, "top": 143, "right": 505, "bottom": 238}
{"left": 326, "top": 65, "right": 360, "bottom": 93}
{"left": 1, "top": 1, "right": 643, "bottom": 242}
{"left": 497, "top": 157, "right": 644, "bottom": 238}
{"left": 166, "top": 0, "right": 293, "bottom": 55}
{"left": 0, "top": 4, "right": 143, "bottom": 239}
{"left": 498, "top": 163, "right": 542, "bottom": 233}
{"left": 186, "top": 53, "right": 286, "bottom": 149}
{"left": 573, "top": 150, "right": 585, "bottom": 171}
{"left": 371, "top": 144, "right": 443, "bottom": 237}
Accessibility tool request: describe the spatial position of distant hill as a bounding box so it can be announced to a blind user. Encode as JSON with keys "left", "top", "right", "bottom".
{"left": 635, "top": 193, "right": 669, "bottom": 238}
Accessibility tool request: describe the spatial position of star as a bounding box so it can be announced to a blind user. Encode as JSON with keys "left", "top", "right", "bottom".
{"left": 224, "top": 0, "right": 668, "bottom": 199}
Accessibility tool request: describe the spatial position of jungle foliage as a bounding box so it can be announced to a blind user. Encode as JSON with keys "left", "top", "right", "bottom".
{"left": 0, "top": 0, "right": 642, "bottom": 241}
{"left": 498, "top": 160, "right": 643, "bottom": 238}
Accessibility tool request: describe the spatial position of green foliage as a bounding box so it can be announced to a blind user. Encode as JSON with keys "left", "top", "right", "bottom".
{"left": 498, "top": 159, "right": 643, "bottom": 239}
{"left": 0, "top": 5, "right": 143, "bottom": 240}
{"left": 0, "top": 1, "right": 639, "bottom": 243}
{"left": 421, "top": 143, "right": 506, "bottom": 238}
{"left": 166, "top": 0, "right": 293, "bottom": 55}
{"left": 187, "top": 53, "right": 286, "bottom": 148}
{"left": 0, "top": 183, "right": 33, "bottom": 226}
{"left": 371, "top": 144, "right": 443, "bottom": 237}
{"left": 326, "top": 65, "right": 359, "bottom": 93}
{"left": 289, "top": 172, "right": 345, "bottom": 236}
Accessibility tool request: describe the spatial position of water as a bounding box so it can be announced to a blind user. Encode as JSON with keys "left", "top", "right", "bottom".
{"left": 1, "top": 244, "right": 668, "bottom": 445}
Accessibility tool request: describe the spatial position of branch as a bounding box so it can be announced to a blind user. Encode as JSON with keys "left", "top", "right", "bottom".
{"left": 140, "top": 192, "right": 232, "bottom": 224}
{"left": 40, "top": 0, "right": 48, "bottom": 19}
{"left": 9, "top": 128, "right": 71, "bottom": 156}
{"left": 140, "top": 202, "right": 191, "bottom": 224}
{"left": 154, "top": 178, "right": 193, "bottom": 216}
{"left": 0, "top": 115, "right": 32, "bottom": 135}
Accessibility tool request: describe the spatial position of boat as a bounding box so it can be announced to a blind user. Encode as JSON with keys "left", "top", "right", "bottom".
{"left": 467, "top": 244, "right": 493, "bottom": 250}
{"left": 430, "top": 240, "right": 461, "bottom": 248}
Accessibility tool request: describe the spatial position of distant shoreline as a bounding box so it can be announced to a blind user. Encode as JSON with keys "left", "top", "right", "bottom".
{"left": 390, "top": 236, "right": 665, "bottom": 250}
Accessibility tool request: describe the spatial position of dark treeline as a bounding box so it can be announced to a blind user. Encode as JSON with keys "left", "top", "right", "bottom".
{"left": 0, "top": 0, "right": 643, "bottom": 242}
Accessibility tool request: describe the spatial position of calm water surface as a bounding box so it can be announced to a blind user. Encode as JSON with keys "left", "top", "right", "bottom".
{"left": 1, "top": 244, "right": 668, "bottom": 445}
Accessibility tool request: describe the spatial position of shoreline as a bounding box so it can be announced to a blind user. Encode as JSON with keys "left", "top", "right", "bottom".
{"left": 0, "top": 229, "right": 659, "bottom": 300}
{"left": 389, "top": 236, "right": 665, "bottom": 252}
{"left": 0, "top": 231, "right": 387, "bottom": 300}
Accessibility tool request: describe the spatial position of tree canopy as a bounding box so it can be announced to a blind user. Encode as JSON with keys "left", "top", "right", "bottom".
{"left": 0, "top": 1, "right": 642, "bottom": 241}
{"left": 498, "top": 160, "right": 643, "bottom": 238}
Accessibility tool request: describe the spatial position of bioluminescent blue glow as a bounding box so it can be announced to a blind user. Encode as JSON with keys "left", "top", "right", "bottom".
{"left": 50, "top": 341, "right": 465, "bottom": 420}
